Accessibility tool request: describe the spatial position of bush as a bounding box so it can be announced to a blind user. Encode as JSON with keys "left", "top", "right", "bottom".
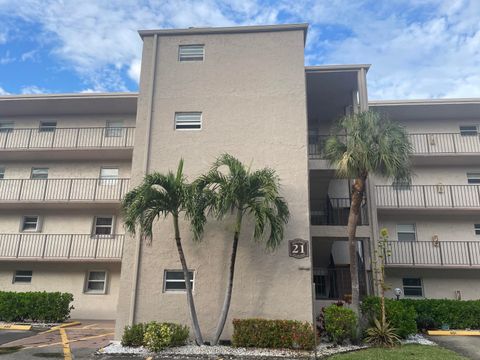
{"left": 0, "top": 291, "right": 73, "bottom": 322}
{"left": 401, "top": 299, "right": 480, "bottom": 330}
{"left": 232, "top": 319, "right": 315, "bottom": 350}
{"left": 122, "top": 323, "right": 145, "bottom": 347}
{"left": 143, "top": 322, "right": 189, "bottom": 352}
{"left": 323, "top": 305, "right": 357, "bottom": 344}
{"left": 361, "top": 297, "right": 417, "bottom": 338}
{"left": 364, "top": 318, "right": 400, "bottom": 347}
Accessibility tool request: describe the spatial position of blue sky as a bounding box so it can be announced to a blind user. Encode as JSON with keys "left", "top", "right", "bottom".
{"left": 0, "top": 0, "right": 479, "bottom": 99}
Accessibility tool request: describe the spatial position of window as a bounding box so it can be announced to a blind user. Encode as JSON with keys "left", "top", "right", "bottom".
{"left": 164, "top": 270, "right": 194, "bottom": 292}
{"left": 175, "top": 112, "right": 202, "bottom": 130}
{"left": 178, "top": 45, "right": 204, "bottom": 62}
{"left": 21, "top": 216, "right": 40, "bottom": 232}
{"left": 105, "top": 121, "right": 123, "bottom": 137}
{"left": 93, "top": 216, "right": 114, "bottom": 235}
{"left": 13, "top": 270, "right": 32, "bottom": 283}
{"left": 31, "top": 168, "right": 49, "bottom": 179}
{"left": 99, "top": 167, "right": 119, "bottom": 186}
{"left": 0, "top": 167, "right": 4, "bottom": 179}
{"left": 397, "top": 224, "right": 416, "bottom": 241}
{"left": 39, "top": 121, "right": 57, "bottom": 132}
{"left": 85, "top": 271, "right": 107, "bottom": 293}
{"left": 467, "top": 173, "right": 480, "bottom": 184}
{"left": 392, "top": 177, "right": 412, "bottom": 190}
{"left": 475, "top": 224, "right": 480, "bottom": 235}
{"left": 0, "top": 121, "right": 13, "bottom": 133}
{"left": 402, "top": 278, "right": 423, "bottom": 297}
{"left": 460, "top": 125, "right": 478, "bottom": 136}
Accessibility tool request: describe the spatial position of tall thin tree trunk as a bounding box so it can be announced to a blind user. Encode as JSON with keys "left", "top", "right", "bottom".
{"left": 347, "top": 177, "right": 366, "bottom": 318}
{"left": 212, "top": 209, "right": 243, "bottom": 345}
{"left": 173, "top": 215, "right": 204, "bottom": 345}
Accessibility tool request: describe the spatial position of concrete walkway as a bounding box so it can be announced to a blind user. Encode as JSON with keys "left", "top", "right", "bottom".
{"left": 429, "top": 336, "right": 480, "bottom": 360}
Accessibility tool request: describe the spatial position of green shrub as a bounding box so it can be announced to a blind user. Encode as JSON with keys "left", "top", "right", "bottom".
{"left": 232, "top": 319, "right": 315, "bottom": 350}
{"left": 0, "top": 291, "right": 73, "bottom": 322}
{"left": 121, "top": 323, "right": 145, "bottom": 347}
{"left": 143, "top": 322, "right": 189, "bottom": 352}
{"left": 361, "top": 297, "right": 417, "bottom": 338}
{"left": 364, "top": 318, "right": 400, "bottom": 347}
{"left": 323, "top": 305, "right": 357, "bottom": 344}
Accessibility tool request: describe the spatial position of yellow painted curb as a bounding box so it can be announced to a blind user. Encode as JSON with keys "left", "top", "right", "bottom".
{"left": 0, "top": 324, "right": 32, "bottom": 331}
{"left": 43, "top": 321, "right": 81, "bottom": 334}
{"left": 428, "top": 330, "right": 480, "bottom": 336}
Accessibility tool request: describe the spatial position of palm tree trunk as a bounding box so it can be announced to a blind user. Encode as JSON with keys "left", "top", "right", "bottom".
{"left": 347, "top": 176, "right": 366, "bottom": 318}
{"left": 212, "top": 209, "right": 243, "bottom": 345}
{"left": 173, "top": 214, "right": 204, "bottom": 345}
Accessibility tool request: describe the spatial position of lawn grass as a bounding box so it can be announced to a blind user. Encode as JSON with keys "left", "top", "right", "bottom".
{"left": 327, "top": 344, "right": 467, "bottom": 360}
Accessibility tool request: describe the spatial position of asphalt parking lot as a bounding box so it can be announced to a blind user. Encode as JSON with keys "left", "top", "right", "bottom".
{"left": 0, "top": 320, "right": 116, "bottom": 359}
{"left": 429, "top": 336, "right": 480, "bottom": 360}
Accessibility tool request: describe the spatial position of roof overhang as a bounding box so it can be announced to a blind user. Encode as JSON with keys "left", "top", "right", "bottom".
{"left": 306, "top": 64, "right": 371, "bottom": 74}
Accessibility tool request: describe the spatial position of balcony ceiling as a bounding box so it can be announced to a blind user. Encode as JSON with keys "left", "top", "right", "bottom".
{"left": 0, "top": 93, "right": 138, "bottom": 116}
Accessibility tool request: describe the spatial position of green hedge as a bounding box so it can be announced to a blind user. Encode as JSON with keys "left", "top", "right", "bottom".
{"left": 361, "top": 297, "right": 417, "bottom": 338}
{"left": 0, "top": 291, "right": 74, "bottom": 322}
{"left": 121, "top": 322, "right": 189, "bottom": 351}
{"left": 323, "top": 304, "right": 357, "bottom": 344}
{"left": 401, "top": 299, "right": 480, "bottom": 330}
{"left": 232, "top": 319, "right": 315, "bottom": 350}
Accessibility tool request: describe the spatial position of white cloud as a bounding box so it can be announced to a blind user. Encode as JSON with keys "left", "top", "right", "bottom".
{"left": 0, "top": 0, "right": 478, "bottom": 99}
{"left": 20, "top": 50, "right": 37, "bottom": 62}
{"left": 20, "top": 85, "right": 48, "bottom": 94}
{"left": 0, "top": 50, "right": 15, "bottom": 64}
{"left": 0, "top": 86, "right": 10, "bottom": 95}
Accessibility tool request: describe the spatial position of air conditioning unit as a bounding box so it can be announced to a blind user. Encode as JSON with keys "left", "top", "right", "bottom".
{"left": 432, "top": 234, "right": 439, "bottom": 247}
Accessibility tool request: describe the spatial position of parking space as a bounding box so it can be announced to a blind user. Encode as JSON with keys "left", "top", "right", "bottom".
{"left": 429, "top": 336, "right": 480, "bottom": 360}
{"left": 0, "top": 320, "right": 115, "bottom": 359}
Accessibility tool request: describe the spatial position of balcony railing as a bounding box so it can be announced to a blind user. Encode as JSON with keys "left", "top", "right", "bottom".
{"left": 313, "top": 267, "right": 367, "bottom": 300}
{"left": 0, "top": 127, "right": 135, "bottom": 150}
{"left": 309, "top": 133, "right": 480, "bottom": 159}
{"left": 310, "top": 197, "right": 368, "bottom": 225}
{"left": 375, "top": 185, "right": 480, "bottom": 208}
{"left": 0, "top": 234, "right": 124, "bottom": 260}
{"left": 385, "top": 240, "right": 480, "bottom": 267}
{"left": 0, "top": 178, "right": 130, "bottom": 202}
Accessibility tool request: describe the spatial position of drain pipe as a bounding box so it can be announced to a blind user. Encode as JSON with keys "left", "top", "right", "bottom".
{"left": 128, "top": 33, "right": 158, "bottom": 325}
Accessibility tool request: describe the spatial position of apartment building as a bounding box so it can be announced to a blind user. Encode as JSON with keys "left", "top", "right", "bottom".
{"left": 0, "top": 23, "right": 479, "bottom": 340}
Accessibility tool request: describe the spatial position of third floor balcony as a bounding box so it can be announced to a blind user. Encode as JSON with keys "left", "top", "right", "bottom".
{"left": 0, "top": 126, "right": 135, "bottom": 161}
{"left": 375, "top": 184, "right": 480, "bottom": 209}
{"left": 0, "top": 178, "right": 130, "bottom": 208}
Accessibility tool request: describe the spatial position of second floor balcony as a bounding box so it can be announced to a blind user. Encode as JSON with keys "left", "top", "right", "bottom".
{"left": 385, "top": 240, "right": 480, "bottom": 268}
{"left": 0, "top": 178, "right": 130, "bottom": 203}
{"left": 375, "top": 185, "right": 480, "bottom": 209}
{"left": 311, "top": 197, "right": 369, "bottom": 226}
{"left": 0, "top": 233, "right": 124, "bottom": 261}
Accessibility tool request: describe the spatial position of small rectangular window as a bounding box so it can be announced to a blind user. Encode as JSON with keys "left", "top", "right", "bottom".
{"left": 99, "top": 167, "right": 119, "bottom": 186}
{"left": 392, "top": 178, "right": 412, "bottom": 190}
{"left": 93, "top": 216, "right": 114, "bottom": 235}
{"left": 402, "top": 278, "right": 423, "bottom": 297}
{"left": 0, "top": 121, "right": 14, "bottom": 133}
{"left": 21, "top": 216, "right": 40, "bottom": 232}
{"left": 460, "top": 125, "right": 478, "bottom": 136}
{"left": 175, "top": 112, "right": 202, "bottom": 130}
{"left": 13, "top": 270, "right": 32, "bottom": 283}
{"left": 31, "top": 168, "right": 49, "bottom": 179}
{"left": 467, "top": 173, "right": 480, "bottom": 184}
{"left": 105, "top": 121, "right": 124, "bottom": 137}
{"left": 164, "top": 270, "right": 194, "bottom": 292}
{"left": 178, "top": 45, "right": 204, "bottom": 62}
{"left": 39, "top": 121, "right": 57, "bottom": 133}
{"left": 397, "top": 224, "right": 416, "bottom": 241}
{"left": 0, "top": 167, "right": 4, "bottom": 179}
{"left": 85, "top": 271, "right": 107, "bottom": 293}
{"left": 475, "top": 224, "right": 480, "bottom": 235}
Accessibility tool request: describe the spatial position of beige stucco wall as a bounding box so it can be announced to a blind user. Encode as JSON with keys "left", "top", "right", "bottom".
{"left": 385, "top": 268, "right": 480, "bottom": 300}
{"left": 0, "top": 261, "right": 121, "bottom": 319}
{"left": 116, "top": 29, "right": 313, "bottom": 341}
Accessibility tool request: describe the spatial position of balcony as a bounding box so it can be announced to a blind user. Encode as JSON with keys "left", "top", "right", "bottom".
{"left": 375, "top": 185, "right": 480, "bottom": 209}
{"left": 309, "top": 133, "right": 480, "bottom": 159}
{"left": 385, "top": 240, "right": 480, "bottom": 268}
{"left": 0, "top": 178, "right": 130, "bottom": 205}
{"left": 311, "top": 198, "right": 369, "bottom": 225}
{"left": 0, "top": 234, "right": 124, "bottom": 261}
{"left": 0, "top": 127, "right": 135, "bottom": 161}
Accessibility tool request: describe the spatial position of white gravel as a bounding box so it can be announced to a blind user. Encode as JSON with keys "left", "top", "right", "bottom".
{"left": 402, "top": 334, "right": 436, "bottom": 346}
{"left": 99, "top": 341, "right": 368, "bottom": 358}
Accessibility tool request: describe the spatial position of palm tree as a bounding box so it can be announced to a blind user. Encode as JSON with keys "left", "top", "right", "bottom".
{"left": 196, "top": 154, "right": 290, "bottom": 345}
{"left": 122, "top": 160, "right": 205, "bottom": 345}
{"left": 324, "top": 110, "right": 412, "bottom": 316}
